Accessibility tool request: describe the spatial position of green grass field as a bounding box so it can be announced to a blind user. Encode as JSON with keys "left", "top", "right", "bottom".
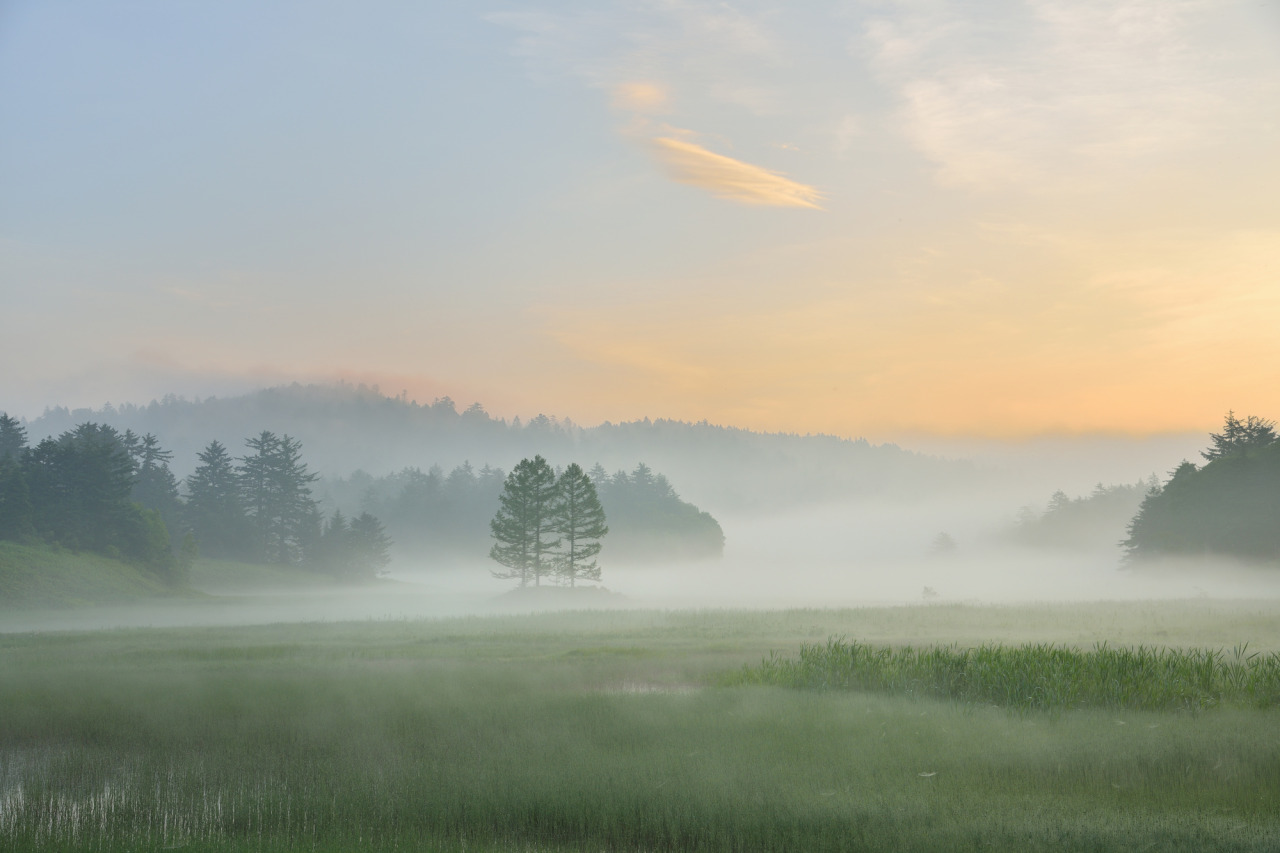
{"left": 0, "top": 541, "right": 191, "bottom": 608}
{"left": 2, "top": 602, "right": 1280, "bottom": 851}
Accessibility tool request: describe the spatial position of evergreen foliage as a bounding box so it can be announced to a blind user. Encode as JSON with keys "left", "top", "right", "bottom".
{"left": 552, "top": 463, "right": 608, "bottom": 586}
{"left": 0, "top": 416, "right": 394, "bottom": 583}
{"left": 185, "top": 440, "right": 251, "bottom": 559}
{"left": 238, "top": 432, "right": 320, "bottom": 565}
{"left": 332, "top": 458, "right": 722, "bottom": 566}
{"left": 0, "top": 413, "right": 27, "bottom": 461}
{"left": 1012, "top": 479, "right": 1157, "bottom": 551}
{"left": 1125, "top": 412, "right": 1280, "bottom": 561}
{"left": 312, "top": 510, "right": 391, "bottom": 579}
{"left": 489, "top": 455, "right": 561, "bottom": 586}
{"left": 1202, "top": 411, "right": 1277, "bottom": 461}
{"left": 595, "top": 463, "right": 724, "bottom": 560}
{"left": 129, "top": 433, "right": 185, "bottom": 547}
{"left": 17, "top": 423, "right": 178, "bottom": 580}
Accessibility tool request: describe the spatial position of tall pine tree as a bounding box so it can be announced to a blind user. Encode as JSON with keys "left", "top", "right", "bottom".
{"left": 552, "top": 463, "right": 608, "bottom": 587}
{"left": 489, "top": 455, "right": 559, "bottom": 587}
{"left": 186, "top": 440, "right": 250, "bottom": 559}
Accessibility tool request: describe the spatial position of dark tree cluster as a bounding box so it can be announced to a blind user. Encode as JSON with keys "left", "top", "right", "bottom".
{"left": 0, "top": 416, "right": 184, "bottom": 582}
{"left": 184, "top": 431, "right": 391, "bottom": 577}
{"left": 0, "top": 414, "right": 392, "bottom": 582}
{"left": 489, "top": 457, "right": 608, "bottom": 587}
{"left": 1125, "top": 413, "right": 1280, "bottom": 562}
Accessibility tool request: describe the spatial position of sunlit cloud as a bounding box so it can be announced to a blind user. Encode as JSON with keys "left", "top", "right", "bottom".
{"left": 649, "top": 137, "right": 823, "bottom": 209}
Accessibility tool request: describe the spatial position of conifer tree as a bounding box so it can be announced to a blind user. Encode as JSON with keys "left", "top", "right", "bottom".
{"left": 186, "top": 440, "right": 250, "bottom": 559}
{"left": 551, "top": 463, "right": 608, "bottom": 586}
{"left": 349, "top": 512, "right": 393, "bottom": 577}
{"left": 237, "top": 432, "right": 319, "bottom": 564}
{"left": 0, "top": 414, "right": 33, "bottom": 541}
{"left": 489, "top": 455, "right": 559, "bottom": 587}
{"left": 131, "top": 433, "right": 183, "bottom": 544}
{"left": 0, "top": 413, "right": 27, "bottom": 462}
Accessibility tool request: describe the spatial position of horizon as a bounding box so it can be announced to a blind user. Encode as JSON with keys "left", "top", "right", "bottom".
{"left": 4, "top": 379, "right": 1217, "bottom": 446}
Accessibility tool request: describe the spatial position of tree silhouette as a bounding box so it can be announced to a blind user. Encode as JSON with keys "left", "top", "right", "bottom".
{"left": 489, "top": 455, "right": 560, "bottom": 587}
{"left": 552, "top": 463, "right": 608, "bottom": 586}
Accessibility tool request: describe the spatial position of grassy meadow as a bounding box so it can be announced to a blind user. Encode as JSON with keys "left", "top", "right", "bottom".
{"left": 2, "top": 602, "right": 1280, "bottom": 851}
{"left": 0, "top": 542, "right": 193, "bottom": 609}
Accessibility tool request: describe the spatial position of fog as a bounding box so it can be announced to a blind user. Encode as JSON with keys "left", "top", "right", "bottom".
{"left": 6, "top": 494, "right": 1278, "bottom": 636}
{"left": 4, "top": 404, "right": 1277, "bottom": 636}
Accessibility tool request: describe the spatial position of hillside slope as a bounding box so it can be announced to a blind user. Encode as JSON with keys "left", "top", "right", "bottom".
{"left": 0, "top": 542, "right": 186, "bottom": 608}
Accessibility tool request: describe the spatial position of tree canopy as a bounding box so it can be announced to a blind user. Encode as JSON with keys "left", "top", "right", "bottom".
{"left": 1125, "top": 412, "right": 1280, "bottom": 562}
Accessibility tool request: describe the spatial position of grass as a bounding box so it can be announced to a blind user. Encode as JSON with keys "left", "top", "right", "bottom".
{"left": 736, "top": 638, "right": 1280, "bottom": 712}
{"left": 1, "top": 605, "right": 1280, "bottom": 851}
{"left": 0, "top": 541, "right": 186, "bottom": 608}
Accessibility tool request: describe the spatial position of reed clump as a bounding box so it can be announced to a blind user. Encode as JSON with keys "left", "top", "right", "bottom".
{"left": 740, "top": 639, "right": 1280, "bottom": 712}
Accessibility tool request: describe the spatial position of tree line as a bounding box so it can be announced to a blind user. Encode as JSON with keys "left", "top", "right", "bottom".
{"left": 1124, "top": 412, "right": 1280, "bottom": 562}
{"left": 1009, "top": 478, "right": 1157, "bottom": 551}
{"left": 0, "top": 415, "right": 391, "bottom": 582}
{"left": 324, "top": 459, "right": 724, "bottom": 564}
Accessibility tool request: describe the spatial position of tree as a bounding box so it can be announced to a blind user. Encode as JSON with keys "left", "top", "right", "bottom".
{"left": 1125, "top": 425, "right": 1280, "bottom": 561}
{"left": 237, "top": 432, "right": 319, "bottom": 564}
{"left": 26, "top": 424, "right": 136, "bottom": 553}
{"left": 348, "top": 512, "right": 393, "bottom": 578}
{"left": 551, "top": 463, "right": 608, "bottom": 586}
{"left": 314, "top": 509, "right": 392, "bottom": 578}
{"left": 0, "top": 413, "right": 27, "bottom": 462}
{"left": 489, "top": 455, "right": 560, "bottom": 587}
{"left": 0, "top": 453, "right": 34, "bottom": 541}
{"left": 1202, "top": 411, "right": 1277, "bottom": 460}
{"left": 131, "top": 433, "right": 183, "bottom": 546}
{"left": 186, "top": 440, "right": 251, "bottom": 559}
{"left": 22, "top": 423, "right": 177, "bottom": 579}
{"left": 0, "top": 414, "right": 33, "bottom": 541}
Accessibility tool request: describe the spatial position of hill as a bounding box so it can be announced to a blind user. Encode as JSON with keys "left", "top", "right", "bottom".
{"left": 0, "top": 541, "right": 191, "bottom": 608}
{"left": 19, "top": 383, "right": 979, "bottom": 511}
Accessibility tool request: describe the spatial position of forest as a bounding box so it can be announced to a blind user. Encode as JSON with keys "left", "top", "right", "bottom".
{"left": 0, "top": 415, "right": 389, "bottom": 583}
{"left": 0, "top": 406, "right": 725, "bottom": 591}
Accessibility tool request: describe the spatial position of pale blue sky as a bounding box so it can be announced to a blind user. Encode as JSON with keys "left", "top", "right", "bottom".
{"left": 3, "top": 1, "right": 1279, "bottom": 436}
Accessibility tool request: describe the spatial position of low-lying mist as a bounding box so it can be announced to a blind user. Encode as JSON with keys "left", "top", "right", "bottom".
{"left": 5, "top": 496, "right": 1277, "bottom": 635}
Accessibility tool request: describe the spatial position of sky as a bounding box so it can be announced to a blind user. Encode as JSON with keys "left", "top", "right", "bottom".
{"left": 2, "top": 0, "right": 1278, "bottom": 439}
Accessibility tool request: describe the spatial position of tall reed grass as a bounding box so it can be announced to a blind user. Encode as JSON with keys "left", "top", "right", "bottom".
{"left": 738, "top": 639, "right": 1280, "bottom": 711}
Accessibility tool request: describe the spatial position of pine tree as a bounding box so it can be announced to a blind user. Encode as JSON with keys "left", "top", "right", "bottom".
{"left": 239, "top": 431, "right": 281, "bottom": 560}
{"left": 237, "top": 432, "right": 319, "bottom": 564}
{"left": 349, "top": 512, "right": 393, "bottom": 578}
{"left": 489, "top": 455, "right": 559, "bottom": 587}
{"left": 0, "top": 413, "right": 27, "bottom": 462}
{"left": 132, "top": 434, "right": 183, "bottom": 545}
{"left": 0, "top": 414, "right": 33, "bottom": 541}
{"left": 23, "top": 424, "right": 176, "bottom": 577}
{"left": 186, "top": 440, "right": 250, "bottom": 559}
{"left": 551, "top": 463, "right": 608, "bottom": 586}
{"left": 1202, "top": 411, "right": 1278, "bottom": 460}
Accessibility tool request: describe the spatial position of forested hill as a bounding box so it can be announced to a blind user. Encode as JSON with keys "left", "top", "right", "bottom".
{"left": 21, "top": 384, "right": 978, "bottom": 510}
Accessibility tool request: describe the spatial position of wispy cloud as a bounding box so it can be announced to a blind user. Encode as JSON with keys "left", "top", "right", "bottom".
{"left": 862, "top": 0, "right": 1279, "bottom": 190}
{"left": 649, "top": 136, "right": 823, "bottom": 208}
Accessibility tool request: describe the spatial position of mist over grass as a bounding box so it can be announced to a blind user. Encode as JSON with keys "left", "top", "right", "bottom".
{"left": 4, "top": 607, "right": 1280, "bottom": 852}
